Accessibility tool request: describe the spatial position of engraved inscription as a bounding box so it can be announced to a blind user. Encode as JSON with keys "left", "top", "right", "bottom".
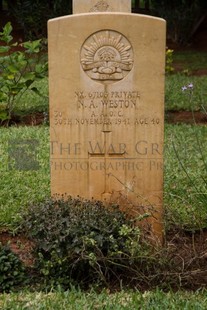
{"left": 53, "top": 110, "right": 161, "bottom": 126}
{"left": 89, "top": 0, "right": 110, "bottom": 12}
{"left": 81, "top": 30, "right": 133, "bottom": 83}
{"left": 75, "top": 90, "right": 140, "bottom": 109}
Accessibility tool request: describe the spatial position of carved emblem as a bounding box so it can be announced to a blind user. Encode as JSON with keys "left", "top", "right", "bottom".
{"left": 81, "top": 30, "right": 133, "bottom": 84}
{"left": 90, "top": 0, "right": 110, "bottom": 12}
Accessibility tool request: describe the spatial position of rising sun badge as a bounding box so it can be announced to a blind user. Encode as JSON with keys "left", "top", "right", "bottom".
{"left": 80, "top": 30, "right": 134, "bottom": 84}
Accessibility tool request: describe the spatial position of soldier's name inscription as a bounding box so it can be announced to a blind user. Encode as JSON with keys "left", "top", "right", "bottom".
{"left": 75, "top": 90, "right": 140, "bottom": 108}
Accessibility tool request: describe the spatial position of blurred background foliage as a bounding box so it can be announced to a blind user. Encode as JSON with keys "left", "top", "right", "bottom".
{"left": 0, "top": 0, "right": 206, "bottom": 45}
{"left": 0, "top": 0, "right": 72, "bottom": 39}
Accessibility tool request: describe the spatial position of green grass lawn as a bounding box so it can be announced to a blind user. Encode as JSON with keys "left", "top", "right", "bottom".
{"left": 0, "top": 124, "right": 206, "bottom": 231}
{"left": 165, "top": 50, "right": 207, "bottom": 111}
{"left": 173, "top": 51, "right": 207, "bottom": 71}
{"left": 1, "top": 288, "right": 207, "bottom": 309}
{"left": 0, "top": 126, "right": 50, "bottom": 228}
{"left": 0, "top": 50, "right": 207, "bottom": 300}
{"left": 1, "top": 49, "right": 205, "bottom": 229}
{"left": 165, "top": 74, "right": 207, "bottom": 111}
{"left": 164, "top": 124, "right": 207, "bottom": 230}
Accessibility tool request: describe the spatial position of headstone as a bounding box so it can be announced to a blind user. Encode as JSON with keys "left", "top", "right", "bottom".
{"left": 48, "top": 3, "right": 166, "bottom": 242}
{"left": 73, "top": 0, "right": 131, "bottom": 14}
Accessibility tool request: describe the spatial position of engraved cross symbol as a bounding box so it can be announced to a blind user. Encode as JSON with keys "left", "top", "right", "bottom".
{"left": 88, "top": 130, "right": 126, "bottom": 197}
{"left": 88, "top": 130, "right": 126, "bottom": 159}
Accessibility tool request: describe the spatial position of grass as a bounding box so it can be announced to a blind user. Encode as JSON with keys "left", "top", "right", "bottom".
{"left": 1, "top": 288, "right": 207, "bottom": 309}
{"left": 165, "top": 74, "right": 207, "bottom": 111}
{"left": 0, "top": 50, "right": 207, "bottom": 300}
{"left": 173, "top": 51, "right": 207, "bottom": 71}
{"left": 0, "top": 126, "right": 50, "bottom": 228}
{"left": 0, "top": 124, "right": 206, "bottom": 231}
{"left": 164, "top": 50, "right": 207, "bottom": 111}
{"left": 164, "top": 124, "right": 207, "bottom": 231}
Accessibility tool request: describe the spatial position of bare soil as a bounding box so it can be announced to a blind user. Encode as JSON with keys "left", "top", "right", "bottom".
{"left": 0, "top": 112, "right": 45, "bottom": 127}
{"left": 166, "top": 110, "right": 207, "bottom": 124}
{"left": 165, "top": 229, "right": 207, "bottom": 290}
{"left": 0, "top": 231, "right": 35, "bottom": 267}
{"left": 173, "top": 65, "right": 207, "bottom": 77}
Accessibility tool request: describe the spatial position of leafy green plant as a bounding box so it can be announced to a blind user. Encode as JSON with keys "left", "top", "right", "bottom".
{"left": 0, "top": 22, "right": 48, "bottom": 124}
{"left": 0, "top": 243, "right": 27, "bottom": 292}
{"left": 20, "top": 196, "right": 142, "bottom": 288}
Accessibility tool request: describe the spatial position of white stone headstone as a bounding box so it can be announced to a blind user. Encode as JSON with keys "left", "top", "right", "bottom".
{"left": 48, "top": 4, "right": 166, "bottom": 242}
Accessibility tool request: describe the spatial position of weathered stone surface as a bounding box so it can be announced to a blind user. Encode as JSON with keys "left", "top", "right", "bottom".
{"left": 48, "top": 13, "right": 166, "bottom": 241}
{"left": 73, "top": 0, "right": 131, "bottom": 14}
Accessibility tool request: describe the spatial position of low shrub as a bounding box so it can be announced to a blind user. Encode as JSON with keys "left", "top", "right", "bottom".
{"left": 0, "top": 243, "right": 27, "bottom": 292}
{"left": 20, "top": 196, "right": 142, "bottom": 289}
